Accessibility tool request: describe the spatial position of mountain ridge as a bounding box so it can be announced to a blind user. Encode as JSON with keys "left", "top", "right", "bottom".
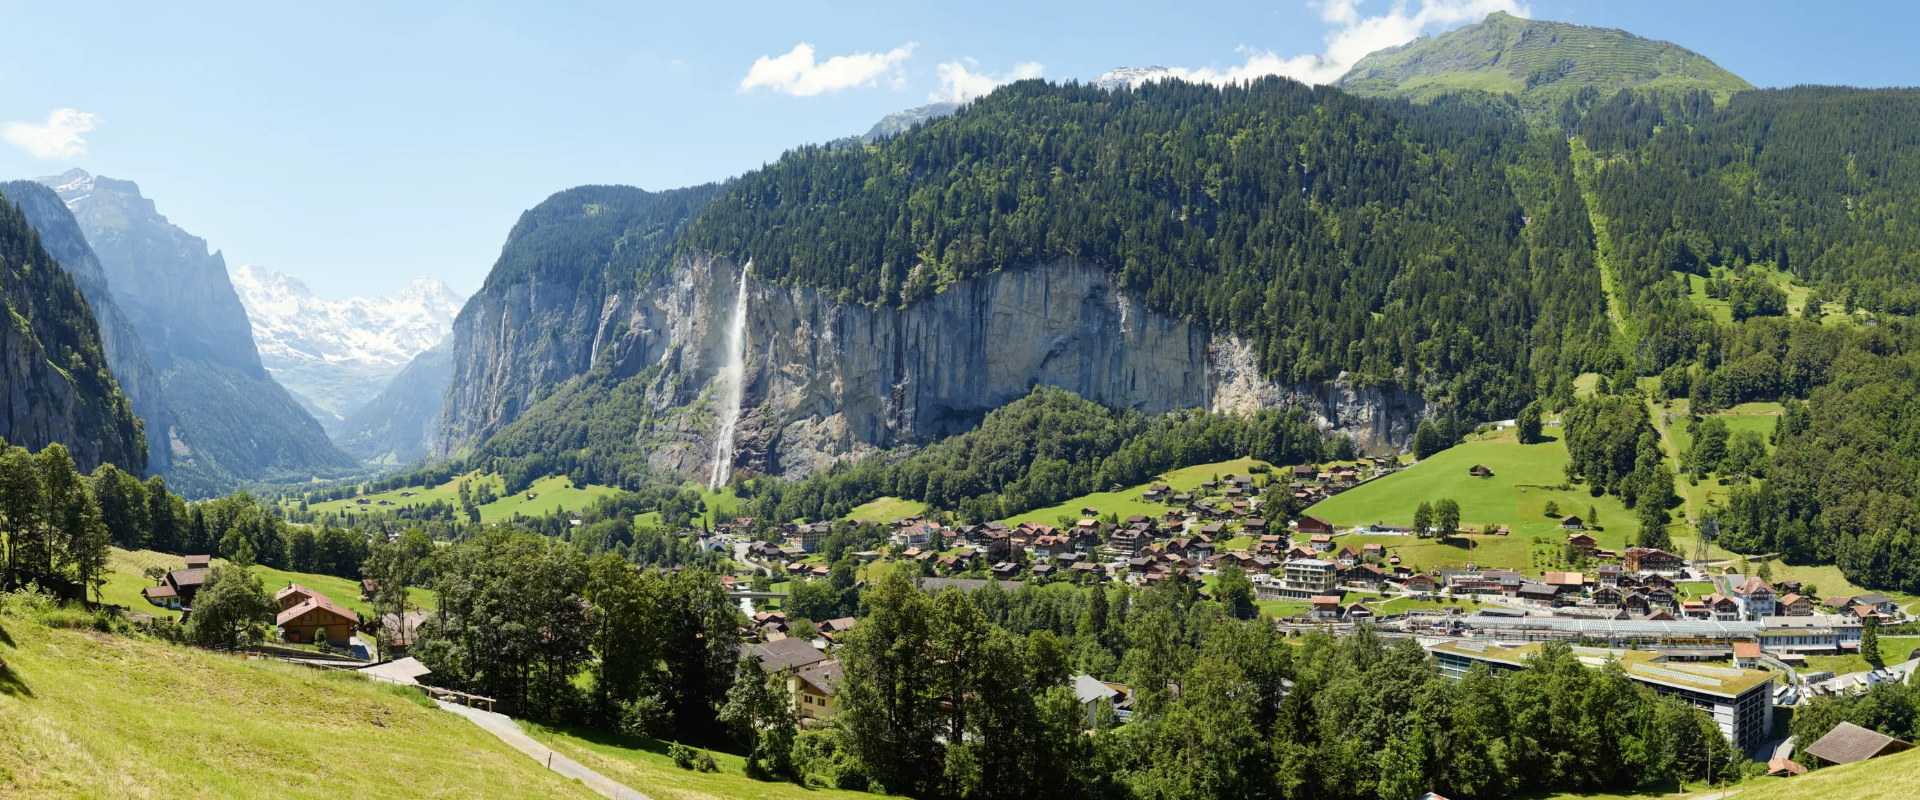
{"left": 36, "top": 169, "right": 360, "bottom": 494}
{"left": 232, "top": 264, "right": 463, "bottom": 429}
{"left": 1337, "top": 11, "right": 1753, "bottom": 113}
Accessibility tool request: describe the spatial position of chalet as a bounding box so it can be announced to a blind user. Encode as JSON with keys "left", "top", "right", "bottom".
{"left": 1622, "top": 591, "right": 1649, "bottom": 614}
{"left": 1309, "top": 534, "right": 1335, "bottom": 553}
{"left": 1641, "top": 572, "right": 1677, "bottom": 591}
{"left": 1169, "top": 492, "right": 1193, "bottom": 506}
{"left": 277, "top": 594, "right": 359, "bottom": 645}
{"left": 1362, "top": 543, "right": 1385, "bottom": 560}
{"left": 1566, "top": 533, "right": 1598, "bottom": 554}
{"left": 376, "top": 610, "right": 431, "bottom": 655}
{"left": 1733, "top": 642, "right": 1764, "bottom": 669}
{"left": 1544, "top": 572, "right": 1587, "bottom": 594}
{"left": 1405, "top": 573, "right": 1437, "bottom": 593}
{"left": 1031, "top": 535, "right": 1072, "bottom": 560}
{"left": 1518, "top": 582, "right": 1560, "bottom": 605}
{"left": 1291, "top": 465, "right": 1317, "bottom": 480}
{"left": 144, "top": 559, "right": 214, "bottom": 610}
{"left": 991, "top": 562, "right": 1021, "bottom": 578}
{"left": 1334, "top": 546, "right": 1360, "bottom": 567}
{"left": 1341, "top": 563, "right": 1386, "bottom": 588}
{"left": 791, "top": 659, "right": 843, "bottom": 722}
{"left": 1344, "top": 604, "right": 1374, "bottom": 622}
{"left": 1707, "top": 594, "right": 1743, "bottom": 621}
{"left": 1625, "top": 547, "right": 1685, "bottom": 575}
{"left": 1030, "top": 564, "right": 1056, "bottom": 580}
{"left": 1591, "top": 586, "right": 1623, "bottom": 607}
{"left": 1295, "top": 515, "right": 1336, "bottom": 536}
{"left": 1559, "top": 515, "right": 1586, "bottom": 531}
{"left": 1242, "top": 518, "right": 1269, "bottom": 534}
{"left": 1779, "top": 593, "right": 1813, "bottom": 616}
{"left": 1142, "top": 484, "right": 1171, "bottom": 502}
{"left": 1468, "top": 464, "right": 1495, "bottom": 478}
{"left": 1646, "top": 587, "right": 1678, "bottom": 610}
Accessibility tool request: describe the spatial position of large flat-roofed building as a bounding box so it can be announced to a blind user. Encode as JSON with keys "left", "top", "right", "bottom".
{"left": 1457, "top": 614, "right": 1862, "bottom": 655}
{"left": 1270, "top": 559, "right": 1338, "bottom": 600}
{"left": 1429, "top": 641, "right": 1776, "bottom": 751}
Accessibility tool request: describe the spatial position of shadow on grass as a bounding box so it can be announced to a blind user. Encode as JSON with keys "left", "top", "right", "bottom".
{"left": 0, "top": 622, "right": 30, "bottom": 697}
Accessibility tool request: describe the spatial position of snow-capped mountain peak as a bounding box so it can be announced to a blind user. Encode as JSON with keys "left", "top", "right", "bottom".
{"left": 232, "top": 265, "right": 466, "bottom": 427}
{"left": 1091, "top": 65, "right": 1176, "bottom": 91}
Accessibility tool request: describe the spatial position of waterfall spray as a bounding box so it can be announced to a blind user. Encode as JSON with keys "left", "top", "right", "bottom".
{"left": 707, "top": 264, "right": 750, "bottom": 489}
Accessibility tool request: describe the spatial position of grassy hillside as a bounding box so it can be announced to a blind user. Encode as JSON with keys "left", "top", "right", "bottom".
{"left": 0, "top": 616, "right": 599, "bottom": 800}
{"left": 1304, "top": 429, "right": 1649, "bottom": 575}
{"left": 1733, "top": 748, "right": 1920, "bottom": 800}
{"left": 998, "top": 457, "right": 1277, "bottom": 526}
{"left": 1339, "top": 11, "right": 1752, "bottom": 110}
{"left": 100, "top": 548, "right": 436, "bottom": 621}
{"left": 303, "top": 471, "right": 621, "bottom": 523}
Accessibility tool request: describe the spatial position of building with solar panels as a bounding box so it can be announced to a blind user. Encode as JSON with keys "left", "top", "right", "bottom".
{"left": 1429, "top": 641, "right": 1777, "bottom": 751}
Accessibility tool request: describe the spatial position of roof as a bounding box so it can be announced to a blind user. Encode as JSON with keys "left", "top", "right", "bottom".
{"left": 795, "top": 659, "right": 844, "bottom": 697}
{"left": 167, "top": 567, "right": 209, "bottom": 588}
{"left": 1804, "top": 722, "right": 1914, "bottom": 765}
{"left": 1545, "top": 572, "right": 1585, "bottom": 586}
{"left": 750, "top": 637, "right": 827, "bottom": 673}
{"left": 1765, "top": 758, "right": 1806, "bottom": 777}
{"left": 1309, "top": 595, "right": 1341, "bottom": 605}
{"left": 142, "top": 584, "right": 177, "bottom": 600}
{"left": 1734, "top": 577, "right": 1774, "bottom": 595}
{"left": 275, "top": 595, "right": 361, "bottom": 627}
{"left": 1072, "top": 674, "right": 1122, "bottom": 705}
{"left": 1733, "top": 642, "right": 1761, "bottom": 658}
{"left": 1429, "top": 641, "right": 1776, "bottom": 697}
{"left": 357, "top": 657, "right": 432, "bottom": 686}
{"left": 275, "top": 583, "right": 323, "bottom": 603}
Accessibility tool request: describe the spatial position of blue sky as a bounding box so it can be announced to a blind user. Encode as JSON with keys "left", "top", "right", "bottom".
{"left": 2, "top": 0, "right": 1917, "bottom": 299}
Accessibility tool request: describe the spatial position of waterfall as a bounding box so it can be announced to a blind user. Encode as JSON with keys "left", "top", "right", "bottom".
{"left": 707, "top": 265, "right": 751, "bottom": 489}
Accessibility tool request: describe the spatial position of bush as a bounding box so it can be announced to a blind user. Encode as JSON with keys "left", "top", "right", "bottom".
{"left": 669, "top": 743, "right": 717, "bottom": 772}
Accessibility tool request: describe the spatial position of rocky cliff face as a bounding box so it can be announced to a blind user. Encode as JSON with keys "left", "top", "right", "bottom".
{"left": 3, "top": 179, "right": 176, "bottom": 474}
{"left": 0, "top": 184, "right": 146, "bottom": 472}
{"left": 442, "top": 252, "right": 1431, "bottom": 483}
{"left": 36, "top": 170, "right": 358, "bottom": 493}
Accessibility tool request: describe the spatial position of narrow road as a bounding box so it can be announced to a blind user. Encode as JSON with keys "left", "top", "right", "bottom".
{"left": 438, "top": 701, "right": 651, "bottom": 800}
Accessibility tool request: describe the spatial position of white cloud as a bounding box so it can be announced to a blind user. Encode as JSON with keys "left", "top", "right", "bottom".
{"left": 933, "top": 58, "right": 1045, "bottom": 103}
{"left": 740, "top": 42, "right": 917, "bottom": 96}
{"left": 3, "top": 108, "right": 98, "bottom": 160}
{"left": 1150, "top": 0, "right": 1528, "bottom": 88}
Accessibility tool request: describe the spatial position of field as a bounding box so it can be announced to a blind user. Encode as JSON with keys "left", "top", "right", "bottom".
{"left": 1664, "top": 401, "right": 1781, "bottom": 456}
{"left": 1306, "top": 430, "right": 1644, "bottom": 574}
{"left": 843, "top": 496, "right": 929, "bottom": 522}
{"left": 0, "top": 616, "right": 600, "bottom": 800}
{"left": 304, "top": 471, "right": 622, "bottom": 523}
{"left": 523, "top": 722, "right": 873, "bottom": 800}
{"left": 103, "top": 548, "right": 437, "bottom": 620}
{"left": 999, "top": 457, "right": 1276, "bottom": 526}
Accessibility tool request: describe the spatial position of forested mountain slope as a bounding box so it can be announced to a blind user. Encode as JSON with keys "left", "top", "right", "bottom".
{"left": 0, "top": 185, "right": 146, "bottom": 473}
{"left": 36, "top": 170, "right": 357, "bottom": 494}
{"left": 336, "top": 340, "right": 454, "bottom": 466}
{"left": 2, "top": 179, "right": 175, "bottom": 474}
{"left": 1339, "top": 11, "right": 1751, "bottom": 117}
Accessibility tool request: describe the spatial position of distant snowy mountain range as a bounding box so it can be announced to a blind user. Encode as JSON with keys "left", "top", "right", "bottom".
{"left": 232, "top": 265, "right": 464, "bottom": 431}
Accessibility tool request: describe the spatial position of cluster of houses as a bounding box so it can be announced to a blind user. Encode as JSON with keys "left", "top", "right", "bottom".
{"left": 140, "top": 555, "right": 436, "bottom": 654}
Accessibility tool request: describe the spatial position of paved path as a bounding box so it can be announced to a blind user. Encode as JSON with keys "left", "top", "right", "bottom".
{"left": 437, "top": 701, "right": 651, "bottom": 800}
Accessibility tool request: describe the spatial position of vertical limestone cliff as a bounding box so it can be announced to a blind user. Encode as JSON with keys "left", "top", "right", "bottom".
{"left": 442, "top": 253, "right": 1433, "bottom": 483}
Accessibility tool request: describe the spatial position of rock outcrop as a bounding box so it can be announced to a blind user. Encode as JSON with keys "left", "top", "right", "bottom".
{"left": 335, "top": 341, "right": 453, "bottom": 466}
